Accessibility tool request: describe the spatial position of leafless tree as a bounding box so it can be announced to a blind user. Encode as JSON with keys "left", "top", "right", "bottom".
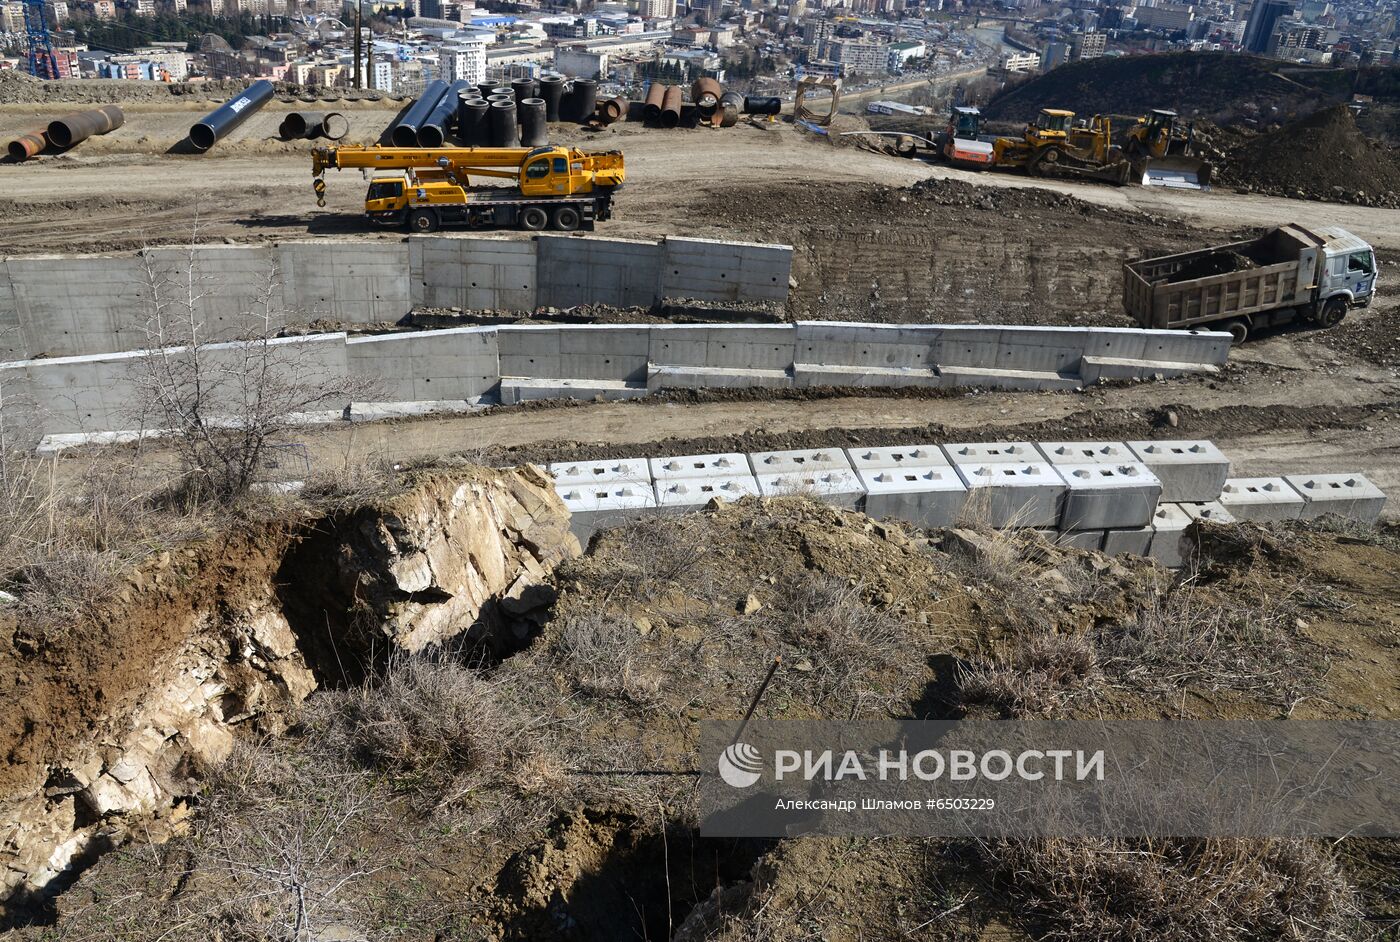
{"left": 130, "top": 234, "right": 376, "bottom": 501}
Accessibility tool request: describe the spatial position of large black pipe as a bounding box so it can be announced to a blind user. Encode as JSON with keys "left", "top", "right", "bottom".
{"left": 458, "top": 96, "right": 489, "bottom": 145}
{"left": 418, "top": 80, "right": 472, "bottom": 147}
{"left": 47, "top": 105, "right": 124, "bottom": 149}
{"left": 743, "top": 95, "right": 782, "bottom": 116}
{"left": 490, "top": 86, "right": 512, "bottom": 98}
{"left": 188, "top": 81, "right": 274, "bottom": 152}
{"left": 489, "top": 99, "right": 519, "bottom": 147}
{"left": 390, "top": 80, "right": 449, "bottom": 147}
{"left": 569, "top": 79, "right": 597, "bottom": 123}
{"left": 538, "top": 74, "right": 565, "bottom": 121}
{"left": 519, "top": 98, "right": 547, "bottom": 146}
{"left": 511, "top": 77, "right": 538, "bottom": 109}
{"left": 477, "top": 81, "right": 497, "bottom": 99}
{"left": 279, "top": 110, "right": 325, "bottom": 139}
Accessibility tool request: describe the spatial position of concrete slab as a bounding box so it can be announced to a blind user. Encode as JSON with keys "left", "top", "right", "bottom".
{"left": 646, "top": 364, "right": 791, "bottom": 392}
{"left": 348, "top": 400, "right": 481, "bottom": 422}
{"left": 1036, "top": 441, "right": 1135, "bottom": 466}
{"left": 1147, "top": 503, "right": 1192, "bottom": 568}
{"left": 556, "top": 482, "right": 657, "bottom": 544}
{"left": 1283, "top": 473, "right": 1387, "bottom": 523}
{"left": 649, "top": 453, "right": 751, "bottom": 481}
{"left": 1179, "top": 501, "right": 1237, "bottom": 525}
{"left": 1056, "top": 463, "right": 1162, "bottom": 531}
{"left": 498, "top": 376, "right": 647, "bottom": 405}
{"left": 1080, "top": 355, "right": 1219, "bottom": 384}
{"left": 945, "top": 442, "right": 1040, "bottom": 467}
{"left": 846, "top": 445, "right": 950, "bottom": 472}
{"left": 548, "top": 458, "right": 652, "bottom": 488}
{"left": 654, "top": 475, "right": 760, "bottom": 509}
{"left": 1217, "top": 477, "right": 1306, "bottom": 522}
{"left": 792, "top": 363, "right": 943, "bottom": 389}
{"left": 937, "top": 366, "right": 1082, "bottom": 392}
{"left": 1102, "top": 526, "right": 1153, "bottom": 557}
{"left": 858, "top": 466, "right": 967, "bottom": 528}
{"left": 1124, "top": 440, "right": 1231, "bottom": 503}
{"left": 749, "top": 448, "right": 854, "bottom": 475}
{"left": 953, "top": 462, "right": 1067, "bottom": 528}
{"left": 755, "top": 469, "right": 866, "bottom": 510}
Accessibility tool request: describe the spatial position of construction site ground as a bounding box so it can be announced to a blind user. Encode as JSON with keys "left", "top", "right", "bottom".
{"left": 4, "top": 97, "right": 1400, "bottom": 508}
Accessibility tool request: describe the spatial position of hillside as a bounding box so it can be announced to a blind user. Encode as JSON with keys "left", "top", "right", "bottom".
{"left": 1224, "top": 103, "right": 1400, "bottom": 204}
{"left": 983, "top": 52, "right": 1359, "bottom": 126}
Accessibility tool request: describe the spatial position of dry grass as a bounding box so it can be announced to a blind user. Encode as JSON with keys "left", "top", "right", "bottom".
{"left": 955, "top": 631, "right": 1100, "bottom": 718}
{"left": 547, "top": 609, "right": 667, "bottom": 707}
{"left": 982, "top": 836, "right": 1370, "bottom": 942}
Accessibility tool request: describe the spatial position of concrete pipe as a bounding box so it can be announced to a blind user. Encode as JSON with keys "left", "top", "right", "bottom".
{"left": 511, "top": 77, "right": 538, "bottom": 108}
{"left": 46, "top": 105, "right": 124, "bottom": 149}
{"left": 660, "top": 85, "right": 682, "bottom": 128}
{"left": 570, "top": 79, "right": 597, "bottom": 123}
{"left": 489, "top": 99, "right": 519, "bottom": 147}
{"left": 643, "top": 82, "right": 665, "bottom": 121}
{"left": 418, "top": 80, "right": 473, "bottom": 147}
{"left": 6, "top": 128, "right": 48, "bottom": 161}
{"left": 490, "top": 86, "right": 513, "bottom": 98}
{"left": 458, "top": 96, "right": 490, "bottom": 145}
{"left": 691, "top": 77, "right": 722, "bottom": 111}
{"left": 189, "top": 80, "right": 274, "bottom": 152}
{"left": 321, "top": 111, "right": 349, "bottom": 140}
{"left": 538, "top": 74, "right": 565, "bottom": 121}
{"left": 487, "top": 93, "right": 514, "bottom": 103}
{"left": 390, "top": 79, "right": 449, "bottom": 147}
{"left": 743, "top": 95, "right": 782, "bottom": 116}
{"left": 519, "top": 98, "right": 548, "bottom": 146}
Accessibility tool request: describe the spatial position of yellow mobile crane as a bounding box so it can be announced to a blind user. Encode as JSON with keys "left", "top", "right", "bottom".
{"left": 311, "top": 144, "right": 626, "bottom": 233}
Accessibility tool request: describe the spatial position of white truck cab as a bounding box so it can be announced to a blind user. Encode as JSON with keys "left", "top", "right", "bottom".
{"left": 1315, "top": 226, "right": 1377, "bottom": 308}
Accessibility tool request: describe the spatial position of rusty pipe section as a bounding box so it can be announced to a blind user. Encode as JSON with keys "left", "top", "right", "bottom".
{"left": 595, "top": 95, "right": 628, "bottom": 125}
{"left": 691, "top": 77, "right": 721, "bottom": 112}
{"left": 7, "top": 128, "right": 48, "bottom": 161}
{"left": 46, "top": 105, "right": 124, "bottom": 149}
{"left": 643, "top": 82, "right": 665, "bottom": 121}
{"left": 660, "top": 85, "right": 682, "bottom": 128}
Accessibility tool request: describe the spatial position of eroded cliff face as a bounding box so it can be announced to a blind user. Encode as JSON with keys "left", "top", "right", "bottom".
{"left": 0, "top": 466, "right": 578, "bottom": 912}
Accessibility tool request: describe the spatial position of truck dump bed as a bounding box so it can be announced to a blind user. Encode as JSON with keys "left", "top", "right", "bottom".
{"left": 1123, "top": 225, "right": 1322, "bottom": 329}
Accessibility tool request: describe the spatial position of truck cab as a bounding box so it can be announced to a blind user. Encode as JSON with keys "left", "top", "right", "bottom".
{"left": 1318, "top": 229, "right": 1377, "bottom": 313}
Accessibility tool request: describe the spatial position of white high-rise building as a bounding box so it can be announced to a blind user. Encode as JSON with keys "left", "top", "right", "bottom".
{"left": 640, "top": 0, "right": 676, "bottom": 17}
{"left": 441, "top": 34, "right": 489, "bottom": 85}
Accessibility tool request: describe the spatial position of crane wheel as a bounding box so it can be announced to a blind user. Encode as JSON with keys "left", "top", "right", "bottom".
{"left": 551, "top": 206, "right": 581, "bottom": 231}
{"left": 520, "top": 207, "right": 549, "bottom": 231}
{"left": 408, "top": 209, "right": 439, "bottom": 234}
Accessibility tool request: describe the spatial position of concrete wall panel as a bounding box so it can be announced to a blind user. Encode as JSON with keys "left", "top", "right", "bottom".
{"left": 411, "top": 236, "right": 538, "bottom": 311}
{"left": 536, "top": 235, "right": 661, "bottom": 309}
{"left": 661, "top": 237, "right": 792, "bottom": 302}
{"left": 281, "top": 241, "right": 410, "bottom": 322}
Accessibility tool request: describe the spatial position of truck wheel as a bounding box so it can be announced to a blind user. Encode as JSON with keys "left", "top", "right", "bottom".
{"left": 1222, "top": 318, "right": 1250, "bottom": 344}
{"left": 551, "top": 206, "right": 581, "bottom": 231}
{"left": 1318, "top": 297, "right": 1348, "bottom": 328}
{"left": 407, "top": 209, "right": 439, "bottom": 234}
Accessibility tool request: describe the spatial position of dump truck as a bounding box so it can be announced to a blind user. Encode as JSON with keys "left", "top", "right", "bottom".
{"left": 1123, "top": 224, "right": 1376, "bottom": 343}
{"left": 311, "top": 144, "right": 625, "bottom": 233}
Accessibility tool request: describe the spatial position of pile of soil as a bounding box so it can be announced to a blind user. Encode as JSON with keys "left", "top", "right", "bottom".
{"left": 1225, "top": 104, "right": 1400, "bottom": 206}
{"left": 1167, "top": 249, "right": 1257, "bottom": 283}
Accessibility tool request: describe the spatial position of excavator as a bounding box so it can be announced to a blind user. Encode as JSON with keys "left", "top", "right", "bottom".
{"left": 991, "top": 109, "right": 1133, "bottom": 185}
{"left": 311, "top": 144, "right": 626, "bottom": 233}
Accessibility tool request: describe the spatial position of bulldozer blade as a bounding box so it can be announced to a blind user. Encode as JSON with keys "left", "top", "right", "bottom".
{"left": 1141, "top": 155, "right": 1211, "bottom": 189}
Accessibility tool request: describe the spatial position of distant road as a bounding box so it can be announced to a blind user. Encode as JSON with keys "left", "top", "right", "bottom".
{"left": 838, "top": 65, "right": 989, "bottom": 113}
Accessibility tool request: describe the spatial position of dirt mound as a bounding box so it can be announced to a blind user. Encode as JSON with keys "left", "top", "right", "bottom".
{"left": 1167, "top": 249, "right": 1256, "bottom": 282}
{"left": 1225, "top": 104, "right": 1400, "bottom": 205}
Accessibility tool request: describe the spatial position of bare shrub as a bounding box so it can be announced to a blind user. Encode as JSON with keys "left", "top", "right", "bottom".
{"left": 982, "top": 836, "right": 1368, "bottom": 942}
{"left": 1095, "top": 589, "right": 1322, "bottom": 704}
{"left": 956, "top": 631, "right": 1100, "bottom": 718}
{"left": 546, "top": 608, "right": 668, "bottom": 706}
{"left": 576, "top": 512, "right": 714, "bottom": 603}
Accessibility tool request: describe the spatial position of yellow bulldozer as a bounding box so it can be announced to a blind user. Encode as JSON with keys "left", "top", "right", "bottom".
{"left": 1121, "top": 109, "right": 1213, "bottom": 189}
{"left": 991, "top": 109, "right": 1133, "bottom": 185}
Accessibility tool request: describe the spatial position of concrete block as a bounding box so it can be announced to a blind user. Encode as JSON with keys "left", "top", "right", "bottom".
{"left": 1083, "top": 328, "right": 1149, "bottom": 360}
{"left": 936, "top": 326, "right": 1003, "bottom": 368}
{"left": 654, "top": 475, "right": 760, "bottom": 509}
{"left": 661, "top": 237, "right": 792, "bottom": 302}
{"left": 1043, "top": 529, "right": 1104, "bottom": 552}
{"left": 846, "top": 445, "right": 950, "bottom": 472}
{"left": 1102, "top": 526, "right": 1153, "bottom": 557}
{"left": 749, "top": 448, "right": 854, "bottom": 475}
{"left": 857, "top": 466, "right": 967, "bottom": 529}
{"left": 1179, "top": 501, "right": 1237, "bottom": 525}
{"left": 1217, "top": 477, "right": 1306, "bottom": 522}
{"left": 953, "top": 463, "right": 1067, "bottom": 528}
{"left": 649, "top": 453, "right": 750, "bottom": 481}
{"left": 993, "top": 327, "right": 1088, "bottom": 374}
{"left": 1036, "top": 441, "right": 1135, "bottom": 466}
{"left": 648, "top": 325, "right": 795, "bottom": 371}
{"left": 1283, "top": 473, "right": 1387, "bottom": 523}
{"left": 792, "top": 322, "right": 941, "bottom": 370}
{"left": 755, "top": 469, "right": 866, "bottom": 510}
{"left": 792, "top": 363, "right": 942, "bottom": 389}
{"left": 1124, "top": 440, "right": 1231, "bottom": 503}
{"left": 945, "top": 442, "right": 1040, "bottom": 467}
{"left": 498, "top": 376, "right": 647, "bottom": 405}
{"left": 1148, "top": 503, "right": 1192, "bottom": 568}
{"left": 937, "top": 366, "right": 1083, "bottom": 392}
{"left": 1140, "top": 329, "right": 1232, "bottom": 366}
{"left": 646, "top": 364, "right": 791, "bottom": 392}
{"left": 1056, "top": 463, "right": 1162, "bottom": 531}
{"left": 556, "top": 482, "right": 657, "bottom": 544}
{"left": 548, "top": 458, "right": 652, "bottom": 488}
{"left": 535, "top": 235, "right": 662, "bottom": 309}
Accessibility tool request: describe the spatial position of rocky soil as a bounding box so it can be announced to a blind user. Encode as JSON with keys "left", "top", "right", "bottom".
{"left": 1223, "top": 104, "right": 1400, "bottom": 206}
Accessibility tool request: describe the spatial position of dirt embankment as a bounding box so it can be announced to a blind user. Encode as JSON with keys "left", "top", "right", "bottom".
{"left": 12, "top": 496, "right": 1399, "bottom": 940}
{"left": 1224, "top": 104, "right": 1400, "bottom": 206}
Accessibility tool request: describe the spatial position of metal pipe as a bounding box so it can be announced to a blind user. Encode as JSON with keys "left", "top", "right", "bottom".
{"left": 279, "top": 110, "right": 325, "bottom": 139}
{"left": 743, "top": 95, "right": 782, "bottom": 116}
{"left": 489, "top": 99, "right": 519, "bottom": 147}
{"left": 389, "top": 79, "right": 448, "bottom": 147}
{"left": 719, "top": 91, "right": 743, "bottom": 129}
{"left": 569, "top": 79, "right": 597, "bottom": 123}
{"left": 46, "top": 105, "right": 124, "bottom": 149}
{"left": 188, "top": 81, "right": 275, "bottom": 152}
{"left": 321, "top": 111, "right": 349, "bottom": 140}
{"left": 418, "top": 80, "right": 472, "bottom": 147}
{"left": 7, "top": 128, "right": 48, "bottom": 161}
{"left": 691, "top": 77, "right": 721, "bottom": 111}
{"left": 643, "top": 82, "right": 665, "bottom": 121}
{"left": 458, "top": 95, "right": 489, "bottom": 145}
{"left": 538, "top": 74, "right": 565, "bottom": 121}
{"left": 519, "top": 97, "right": 547, "bottom": 146}
{"left": 597, "top": 95, "right": 628, "bottom": 123}
{"left": 660, "top": 85, "right": 682, "bottom": 128}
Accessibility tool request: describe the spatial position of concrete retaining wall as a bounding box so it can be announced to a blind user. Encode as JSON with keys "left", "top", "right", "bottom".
{"left": 0, "top": 235, "right": 794, "bottom": 361}
{"left": 9, "top": 321, "right": 1231, "bottom": 445}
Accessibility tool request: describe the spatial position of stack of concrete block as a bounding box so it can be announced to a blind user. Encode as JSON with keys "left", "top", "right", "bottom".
{"left": 751, "top": 448, "right": 866, "bottom": 510}
{"left": 1217, "top": 477, "right": 1307, "bottom": 522}
{"left": 548, "top": 458, "right": 656, "bottom": 542}
{"left": 1125, "top": 440, "right": 1230, "bottom": 502}
{"left": 1284, "top": 473, "right": 1386, "bottom": 523}
{"left": 650, "top": 452, "right": 761, "bottom": 512}
{"left": 1055, "top": 464, "right": 1163, "bottom": 531}
{"left": 946, "top": 443, "right": 1067, "bottom": 527}
{"left": 848, "top": 446, "right": 967, "bottom": 528}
